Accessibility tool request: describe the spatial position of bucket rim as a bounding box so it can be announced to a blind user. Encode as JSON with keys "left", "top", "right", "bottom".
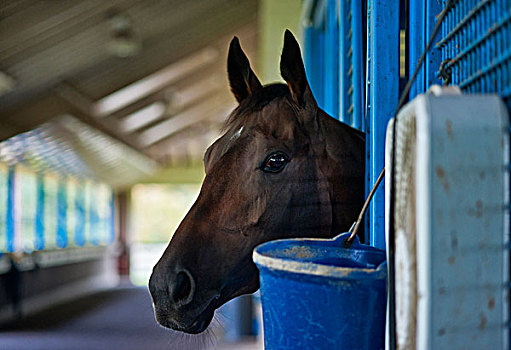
{"left": 252, "top": 237, "right": 386, "bottom": 280}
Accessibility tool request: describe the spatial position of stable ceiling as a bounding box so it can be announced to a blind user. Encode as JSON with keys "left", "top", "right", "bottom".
{"left": 0, "top": 0, "right": 258, "bottom": 167}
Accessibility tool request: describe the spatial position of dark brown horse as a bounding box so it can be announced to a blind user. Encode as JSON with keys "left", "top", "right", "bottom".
{"left": 149, "top": 30, "right": 365, "bottom": 334}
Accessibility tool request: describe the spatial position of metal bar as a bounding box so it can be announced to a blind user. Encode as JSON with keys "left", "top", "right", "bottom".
{"left": 304, "top": 25, "right": 315, "bottom": 87}
{"left": 409, "top": 0, "right": 426, "bottom": 98}
{"left": 35, "top": 174, "right": 44, "bottom": 250}
{"left": 56, "top": 177, "right": 67, "bottom": 248}
{"left": 426, "top": 0, "right": 444, "bottom": 88}
{"left": 501, "top": 84, "right": 511, "bottom": 98}
{"left": 367, "top": 0, "right": 400, "bottom": 249}
{"left": 6, "top": 167, "right": 15, "bottom": 252}
{"left": 115, "top": 190, "right": 130, "bottom": 275}
{"left": 88, "top": 187, "right": 98, "bottom": 246}
{"left": 306, "top": 0, "right": 327, "bottom": 110}
{"left": 459, "top": 47, "right": 511, "bottom": 87}
{"left": 442, "top": 10, "right": 511, "bottom": 70}
{"left": 316, "top": 29, "right": 326, "bottom": 107}
{"left": 304, "top": 26, "right": 325, "bottom": 107}
{"left": 437, "top": 0, "right": 491, "bottom": 47}
{"left": 74, "top": 181, "right": 86, "bottom": 247}
{"left": 364, "top": 2, "right": 372, "bottom": 243}
{"left": 323, "top": 0, "right": 339, "bottom": 118}
{"left": 109, "top": 191, "right": 115, "bottom": 244}
{"left": 338, "top": 0, "right": 349, "bottom": 123}
{"left": 351, "top": 0, "right": 364, "bottom": 130}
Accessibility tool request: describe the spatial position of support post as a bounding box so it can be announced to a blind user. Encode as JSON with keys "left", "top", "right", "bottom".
{"left": 116, "top": 190, "right": 131, "bottom": 277}
{"left": 366, "top": 0, "right": 400, "bottom": 249}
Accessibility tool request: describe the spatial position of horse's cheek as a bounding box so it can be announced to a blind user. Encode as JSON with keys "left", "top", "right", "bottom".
{"left": 244, "top": 194, "right": 267, "bottom": 225}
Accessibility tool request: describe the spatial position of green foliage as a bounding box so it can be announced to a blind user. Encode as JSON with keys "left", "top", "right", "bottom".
{"left": 131, "top": 184, "right": 201, "bottom": 243}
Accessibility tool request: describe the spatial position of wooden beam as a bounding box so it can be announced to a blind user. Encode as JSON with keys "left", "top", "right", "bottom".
{"left": 169, "top": 75, "right": 225, "bottom": 112}
{"left": 121, "top": 76, "right": 227, "bottom": 134}
{"left": 92, "top": 47, "right": 219, "bottom": 117}
{"left": 99, "top": 65, "right": 223, "bottom": 123}
{"left": 121, "top": 101, "right": 166, "bottom": 133}
{"left": 144, "top": 121, "right": 223, "bottom": 164}
{"left": 0, "top": 92, "right": 70, "bottom": 141}
{"left": 52, "top": 84, "right": 150, "bottom": 153}
{"left": 137, "top": 95, "right": 234, "bottom": 147}
{"left": 0, "top": 91, "right": 150, "bottom": 159}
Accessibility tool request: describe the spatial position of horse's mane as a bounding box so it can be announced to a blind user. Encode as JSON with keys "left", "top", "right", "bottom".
{"left": 223, "top": 83, "right": 290, "bottom": 132}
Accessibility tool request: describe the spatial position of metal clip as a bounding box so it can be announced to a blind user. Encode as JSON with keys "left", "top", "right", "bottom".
{"left": 438, "top": 59, "right": 452, "bottom": 86}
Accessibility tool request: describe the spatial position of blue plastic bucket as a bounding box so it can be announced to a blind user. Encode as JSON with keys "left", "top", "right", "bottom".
{"left": 253, "top": 232, "right": 387, "bottom": 350}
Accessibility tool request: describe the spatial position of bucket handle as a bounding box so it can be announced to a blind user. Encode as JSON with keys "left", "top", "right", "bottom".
{"left": 332, "top": 231, "right": 362, "bottom": 248}
{"left": 332, "top": 232, "right": 387, "bottom": 272}
{"left": 333, "top": 231, "right": 385, "bottom": 254}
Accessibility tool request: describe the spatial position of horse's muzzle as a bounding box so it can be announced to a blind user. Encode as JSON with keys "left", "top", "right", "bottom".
{"left": 151, "top": 292, "right": 218, "bottom": 334}
{"left": 149, "top": 265, "right": 219, "bottom": 334}
{"left": 149, "top": 267, "right": 196, "bottom": 308}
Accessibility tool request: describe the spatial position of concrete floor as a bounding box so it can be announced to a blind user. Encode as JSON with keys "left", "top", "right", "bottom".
{"left": 0, "top": 285, "right": 262, "bottom": 350}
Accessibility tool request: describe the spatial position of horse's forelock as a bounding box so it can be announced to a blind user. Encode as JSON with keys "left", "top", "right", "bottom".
{"left": 222, "top": 83, "right": 290, "bottom": 133}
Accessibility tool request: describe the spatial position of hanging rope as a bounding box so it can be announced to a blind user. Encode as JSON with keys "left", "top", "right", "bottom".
{"left": 346, "top": 167, "right": 385, "bottom": 243}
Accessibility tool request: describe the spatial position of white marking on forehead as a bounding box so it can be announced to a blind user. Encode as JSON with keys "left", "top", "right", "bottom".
{"left": 230, "top": 126, "right": 244, "bottom": 141}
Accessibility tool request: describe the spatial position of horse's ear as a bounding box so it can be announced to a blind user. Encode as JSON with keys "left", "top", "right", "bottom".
{"left": 227, "top": 36, "right": 262, "bottom": 103}
{"left": 280, "top": 30, "right": 317, "bottom": 109}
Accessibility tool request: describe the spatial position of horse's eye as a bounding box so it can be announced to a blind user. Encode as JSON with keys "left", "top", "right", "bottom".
{"left": 261, "top": 152, "right": 290, "bottom": 173}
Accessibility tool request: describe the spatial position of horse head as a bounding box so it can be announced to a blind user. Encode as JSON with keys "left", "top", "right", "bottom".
{"left": 149, "top": 30, "right": 365, "bottom": 334}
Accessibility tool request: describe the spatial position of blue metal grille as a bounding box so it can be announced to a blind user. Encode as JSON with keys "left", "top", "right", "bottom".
{"left": 338, "top": 0, "right": 364, "bottom": 129}
{"left": 437, "top": 0, "right": 511, "bottom": 108}
{"left": 409, "top": 1, "right": 444, "bottom": 99}
{"left": 303, "top": 0, "right": 364, "bottom": 129}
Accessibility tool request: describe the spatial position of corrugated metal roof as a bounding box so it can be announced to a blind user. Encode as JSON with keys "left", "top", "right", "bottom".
{"left": 0, "top": 115, "right": 157, "bottom": 188}
{"left": 0, "top": 0, "right": 259, "bottom": 179}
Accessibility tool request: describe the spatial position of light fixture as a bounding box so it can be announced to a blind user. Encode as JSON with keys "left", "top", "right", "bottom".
{"left": 107, "top": 12, "right": 141, "bottom": 58}
{"left": 0, "top": 71, "right": 15, "bottom": 96}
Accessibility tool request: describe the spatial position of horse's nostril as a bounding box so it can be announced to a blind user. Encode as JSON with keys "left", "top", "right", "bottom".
{"left": 172, "top": 270, "right": 194, "bottom": 305}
